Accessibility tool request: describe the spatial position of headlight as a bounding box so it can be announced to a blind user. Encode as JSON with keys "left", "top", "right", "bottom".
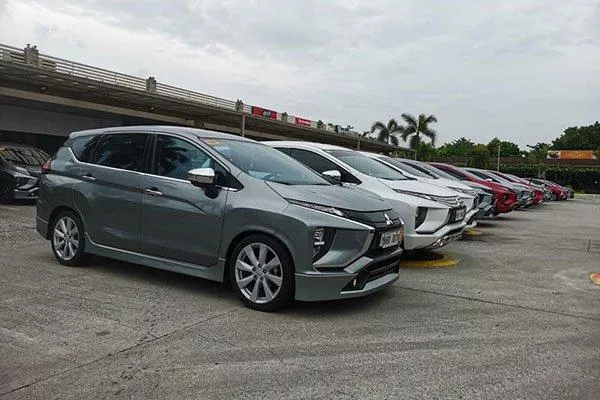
{"left": 415, "top": 207, "right": 427, "bottom": 229}
{"left": 15, "top": 177, "right": 30, "bottom": 187}
{"left": 287, "top": 199, "right": 346, "bottom": 218}
{"left": 312, "top": 227, "right": 335, "bottom": 262}
{"left": 393, "top": 189, "right": 434, "bottom": 201}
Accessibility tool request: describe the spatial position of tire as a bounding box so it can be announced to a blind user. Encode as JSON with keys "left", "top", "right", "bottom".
{"left": 0, "top": 183, "right": 14, "bottom": 204}
{"left": 228, "top": 234, "right": 295, "bottom": 312}
{"left": 50, "top": 210, "right": 87, "bottom": 267}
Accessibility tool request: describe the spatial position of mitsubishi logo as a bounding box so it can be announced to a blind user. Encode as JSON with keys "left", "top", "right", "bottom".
{"left": 384, "top": 213, "right": 393, "bottom": 226}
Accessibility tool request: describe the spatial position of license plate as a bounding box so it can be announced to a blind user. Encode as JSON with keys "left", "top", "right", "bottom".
{"left": 379, "top": 229, "right": 400, "bottom": 248}
{"left": 454, "top": 207, "right": 466, "bottom": 221}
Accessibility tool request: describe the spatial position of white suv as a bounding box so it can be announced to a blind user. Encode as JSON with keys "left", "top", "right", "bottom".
{"left": 265, "top": 141, "right": 467, "bottom": 250}
{"left": 362, "top": 153, "right": 479, "bottom": 229}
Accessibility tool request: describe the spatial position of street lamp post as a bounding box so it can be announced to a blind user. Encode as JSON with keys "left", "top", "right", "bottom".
{"left": 496, "top": 144, "right": 501, "bottom": 171}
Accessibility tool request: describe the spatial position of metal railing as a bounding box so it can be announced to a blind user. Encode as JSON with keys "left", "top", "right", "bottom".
{"left": 0, "top": 43, "right": 399, "bottom": 147}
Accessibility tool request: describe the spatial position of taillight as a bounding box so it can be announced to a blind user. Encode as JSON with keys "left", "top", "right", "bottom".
{"left": 41, "top": 159, "right": 52, "bottom": 174}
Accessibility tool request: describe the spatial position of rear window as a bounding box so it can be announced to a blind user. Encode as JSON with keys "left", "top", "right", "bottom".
{"left": 70, "top": 135, "right": 101, "bottom": 163}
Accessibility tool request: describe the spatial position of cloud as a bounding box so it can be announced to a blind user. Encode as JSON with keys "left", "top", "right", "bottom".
{"left": 1, "top": 0, "right": 599, "bottom": 148}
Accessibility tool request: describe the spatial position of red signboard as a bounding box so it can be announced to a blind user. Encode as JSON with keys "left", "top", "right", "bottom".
{"left": 295, "top": 117, "right": 312, "bottom": 127}
{"left": 251, "top": 106, "right": 277, "bottom": 120}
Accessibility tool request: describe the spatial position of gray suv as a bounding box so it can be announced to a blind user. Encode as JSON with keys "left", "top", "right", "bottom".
{"left": 36, "top": 126, "right": 404, "bottom": 311}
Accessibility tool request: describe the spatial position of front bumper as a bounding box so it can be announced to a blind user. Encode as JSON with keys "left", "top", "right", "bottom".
{"left": 13, "top": 186, "right": 39, "bottom": 200}
{"left": 404, "top": 219, "right": 466, "bottom": 250}
{"left": 294, "top": 246, "right": 402, "bottom": 301}
{"left": 464, "top": 208, "right": 479, "bottom": 229}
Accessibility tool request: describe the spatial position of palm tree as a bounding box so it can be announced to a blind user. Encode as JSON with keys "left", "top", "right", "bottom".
{"left": 370, "top": 119, "right": 402, "bottom": 146}
{"left": 400, "top": 113, "right": 438, "bottom": 150}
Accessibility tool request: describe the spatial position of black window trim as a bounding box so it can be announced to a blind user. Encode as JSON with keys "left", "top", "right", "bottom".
{"left": 284, "top": 147, "right": 362, "bottom": 185}
{"left": 147, "top": 132, "right": 242, "bottom": 191}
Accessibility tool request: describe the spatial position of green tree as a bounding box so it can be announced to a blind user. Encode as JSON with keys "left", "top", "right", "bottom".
{"left": 487, "top": 137, "right": 521, "bottom": 157}
{"left": 416, "top": 142, "right": 438, "bottom": 162}
{"left": 551, "top": 122, "right": 600, "bottom": 150}
{"left": 468, "top": 145, "right": 491, "bottom": 168}
{"left": 438, "top": 137, "right": 475, "bottom": 157}
{"left": 370, "top": 119, "right": 402, "bottom": 146}
{"left": 400, "top": 113, "right": 438, "bottom": 150}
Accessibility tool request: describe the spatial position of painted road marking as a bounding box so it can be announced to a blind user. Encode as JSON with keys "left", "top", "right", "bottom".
{"left": 463, "top": 229, "right": 483, "bottom": 236}
{"left": 400, "top": 252, "right": 460, "bottom": 268}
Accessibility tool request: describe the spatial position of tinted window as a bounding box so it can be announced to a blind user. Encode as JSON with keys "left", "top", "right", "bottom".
{"left": 70, "top": 135, "right": 101, "bottom": 163}
{"left": 155, "top": 136, "right": 228, "bottom": 186}
{"left": 93, "top": 133, "right": 148, "bottom": 172}
{"left": 205, "top": 139, "right": 330, "bottom": 186}
{"left": 287, "top": 148, "right": 360, "bottom": 184}
{"left": 434, "top": 166, "right": 468, "bottom": 181}
{"left": 326, "top": 149, "right": 407, "bottom": 180}
{"left": 378, "top": 156, "right": 429, "bottom": 179}
{"left": 469, "top": 170, "right": 499, "bottom": 182}
{"left": 0, "top": 146, "right": 49, "bottom": 166}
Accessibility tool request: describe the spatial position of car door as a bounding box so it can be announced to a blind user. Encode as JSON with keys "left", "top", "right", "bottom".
{"left": 140, "top": 134, "right": 229, "bottom": 266}
{"left": 72, "top": 132, "right": 149, "bottom": 251}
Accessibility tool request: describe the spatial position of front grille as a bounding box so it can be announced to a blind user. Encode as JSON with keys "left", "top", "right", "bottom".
{"left": 342, "top": 256, "right": 400, "bottom": 292}
{"left": 430, "top": 195, "right": 463, "bottom": 208}
{"left": 342, "top": 208, "right": 402, "bottom": 230}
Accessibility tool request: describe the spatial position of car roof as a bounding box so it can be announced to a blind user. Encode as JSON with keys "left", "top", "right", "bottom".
{"left": 262, "top": 140, "right": 348, "bottom": 151}
{"left": 69, "top": 125, "right": 255, "bottom": 143}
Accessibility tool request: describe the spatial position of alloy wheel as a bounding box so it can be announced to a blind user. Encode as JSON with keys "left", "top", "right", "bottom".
{"left": 53, "top": 216, "right": 80, "bottom": 261}
{"left": 234, "top": 243, "right": 283, "bottom": 304}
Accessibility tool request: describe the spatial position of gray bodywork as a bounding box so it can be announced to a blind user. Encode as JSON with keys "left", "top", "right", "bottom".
{"left": 36, "top": 126, "right": 403, "bottom": 302}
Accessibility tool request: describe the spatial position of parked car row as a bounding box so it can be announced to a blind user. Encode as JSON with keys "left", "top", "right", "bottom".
{"left": 27, "top": 126, "right": 571, "bottom": 311}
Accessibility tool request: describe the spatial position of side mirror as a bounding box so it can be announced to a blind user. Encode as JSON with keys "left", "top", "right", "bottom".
{"left": 485, "top": 178, "right": 493, "bottom": 182}
{"left": 188, "top": 168, "right": 215, "bottom": 187}
{"left": 322, "top": 170, "right": 341, "bottom": 182}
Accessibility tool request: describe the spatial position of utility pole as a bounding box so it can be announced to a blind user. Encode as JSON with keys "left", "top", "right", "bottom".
{"left": 496, "top": 144, "right": 501, "bottom": 171}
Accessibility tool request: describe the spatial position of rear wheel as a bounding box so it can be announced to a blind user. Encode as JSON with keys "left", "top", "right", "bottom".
{"left": 50, "top": 211, "right": 87, "bottom": 266}
{"left": 229, "top": 234, "right": 294, "bottom": 312}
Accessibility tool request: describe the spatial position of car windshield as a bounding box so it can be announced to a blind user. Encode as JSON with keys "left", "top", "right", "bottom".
{"left": 389, "top": 158, "right": 438, "bottom": 179}
{"left": 326, "top": 150, "right": 408, "bottom": 180}
{"left": 203, "top": 138, "right": 330, "bottom": 185}
{"left": 377, "top": 156, "right": 424, "bottom": 179}
{"left": 0, "top": 146, "right": 50, "bottom": 166}
{"left": 418, "top": 162, "right": 460, "bottom": 181}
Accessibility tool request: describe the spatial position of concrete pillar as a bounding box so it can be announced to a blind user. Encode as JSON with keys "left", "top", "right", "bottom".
{"left": 241, "top": 115, "right": 246, "bottom": 137}
{"left": 146, "top": 77, "right": 157, "bottom": 93}
{"left": 24, "top": 44, "right": 40, "bottom": 67}
{"left": 281, "top": 112, "right": 288, "bottom": 123}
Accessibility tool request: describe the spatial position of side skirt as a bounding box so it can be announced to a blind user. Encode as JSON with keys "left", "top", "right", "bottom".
{"left": 85, "top": 234, "right": 226, "bottom": 282}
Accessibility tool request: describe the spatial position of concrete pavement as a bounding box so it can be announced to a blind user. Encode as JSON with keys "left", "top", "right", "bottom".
{"left": 1, "top": 198, "right": 599, "bottom": 399}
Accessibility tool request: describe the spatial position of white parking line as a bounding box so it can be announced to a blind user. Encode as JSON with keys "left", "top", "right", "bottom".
{"left": 0, "top": 205, "right": 19, "bottom": 211}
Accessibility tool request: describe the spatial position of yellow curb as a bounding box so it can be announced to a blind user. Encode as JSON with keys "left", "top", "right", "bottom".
{"left": 463, "top": 229, "right": 483, "bottom": 236}
{"left": 399, "top": 252, "right": 460, "bottom": 268}
{"left": 590, "top": 272, "right": 600, "bottom": 286}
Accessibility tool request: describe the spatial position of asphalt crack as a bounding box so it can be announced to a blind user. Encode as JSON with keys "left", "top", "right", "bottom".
{"left": 0, "top": 306, "right": 242, "bottom": 397}
{"left": 395, "top": 285, "right": 600, "bottom": 322}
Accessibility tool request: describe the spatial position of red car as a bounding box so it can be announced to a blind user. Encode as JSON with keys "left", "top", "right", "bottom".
{"left": 531, "top": 179, "right": 570, "bottom": 200}
{"left": 429, "top": 163, "right": 518, "bottom": 214}
{"left": 490, "top": 171, "right": 545, "bottom": 205}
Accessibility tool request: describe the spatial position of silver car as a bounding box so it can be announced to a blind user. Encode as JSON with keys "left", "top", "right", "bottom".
{"left": 35, "top": 126, "right": 404, "bottom": 311}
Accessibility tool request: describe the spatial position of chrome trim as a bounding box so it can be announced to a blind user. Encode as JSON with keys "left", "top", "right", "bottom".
{"left": 67, "top": 147, "right": 146, "bottom": 176}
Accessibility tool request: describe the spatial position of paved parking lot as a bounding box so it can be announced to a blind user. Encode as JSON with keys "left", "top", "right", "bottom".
{"left": 1, "top": 198, "right": 599, "bottom": 399}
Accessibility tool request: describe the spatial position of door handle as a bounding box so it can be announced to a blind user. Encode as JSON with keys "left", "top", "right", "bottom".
{"left": 144, "top": 188, "right": 164, "bottom": 197}
{"left": 81, "top": 173, "right": 95, "bottom": 182}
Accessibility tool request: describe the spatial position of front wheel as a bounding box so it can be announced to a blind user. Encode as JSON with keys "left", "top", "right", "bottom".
{"left": 50, "top": 210, "right": 87, "bottom": 266}
{"left": 229, "top": 234, "right": 295, "bottom": 312}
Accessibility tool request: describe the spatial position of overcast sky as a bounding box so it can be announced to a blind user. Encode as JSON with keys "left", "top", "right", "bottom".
{"left": 1, "top": 0, "right": 598, "bottom": 148}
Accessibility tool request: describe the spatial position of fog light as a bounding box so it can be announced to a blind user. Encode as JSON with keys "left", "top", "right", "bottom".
{"left": 312, "top": 227, "right": 334, "bottom": 262}
{"left": 314, "top": 227, "right": 325, "bottom": 246}
{"left": 415, "top": 207, "right": 427, "bottom": 229}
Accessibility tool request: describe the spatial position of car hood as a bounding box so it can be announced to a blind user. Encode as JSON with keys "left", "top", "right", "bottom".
{"left": 379, "top": 178, "right": 461, "bottom": 197}
{"left": 265, "top": 182, "right": 390, "bottom": 212}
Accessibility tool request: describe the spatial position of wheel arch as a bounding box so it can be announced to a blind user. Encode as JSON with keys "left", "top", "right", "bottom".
{"left": 46, "top": 205, "right": 85, "bottom": 239}
{"left": 223, "top": 229, "right": 295, "bottom": 283}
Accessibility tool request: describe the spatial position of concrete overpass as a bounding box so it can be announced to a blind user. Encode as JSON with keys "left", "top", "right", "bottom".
{"left": 0, "top": 43, "right": 409, "bottom": 155}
